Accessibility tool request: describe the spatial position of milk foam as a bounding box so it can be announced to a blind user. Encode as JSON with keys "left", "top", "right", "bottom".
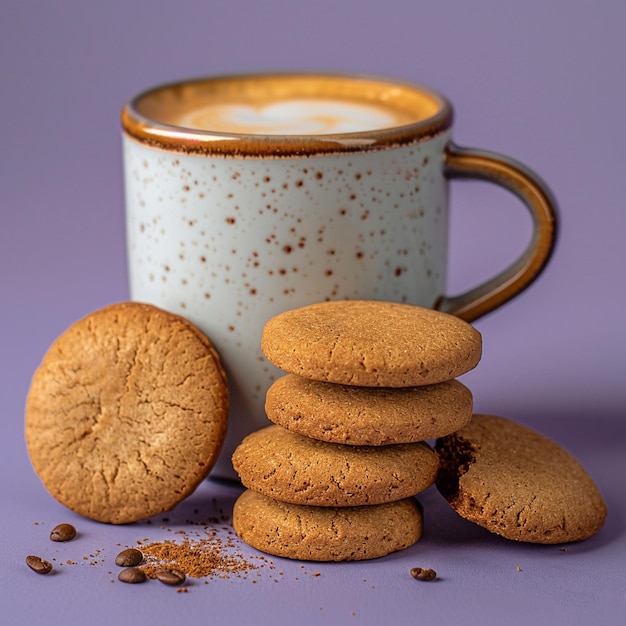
{"left": 175, "top": 99, "right": 407, "bottom": 134}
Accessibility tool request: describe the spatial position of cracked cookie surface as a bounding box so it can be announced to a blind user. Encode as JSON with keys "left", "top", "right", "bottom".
{"left": 233, "top": 489, "right": 423, "bottom": 561}
{"left": 261, "top": 300, "right": 482, "bottom": 387}
{"left": 265, "top": 374, "right": 473, "bottom": 445}
{"left": 435, "top": 414, "right": 607, "bottom": 544}
{"left": 232, "top": 424, "right": 438, "bottom": 506}
{"left": 25, "top": 302, "right": 229, "bottom": 524}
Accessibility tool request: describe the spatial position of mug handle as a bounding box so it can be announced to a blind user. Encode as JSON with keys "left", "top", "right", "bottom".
{"left": 436, "top": 143, "right": 558, "bottom": 322}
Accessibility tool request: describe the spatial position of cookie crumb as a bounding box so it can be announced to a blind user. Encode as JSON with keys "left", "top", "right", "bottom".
{"left": 516, "top": 566, "right": 522, "bottom": 572}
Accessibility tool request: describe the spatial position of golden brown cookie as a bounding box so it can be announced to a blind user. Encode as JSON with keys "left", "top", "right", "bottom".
{"left": 261, "top": 300, "right": 481, "bottom": 387}
{"left": 25, "top": 302, "right": 229, "bottom": 524}
{"left": 435, "top": 414, "right": 607, "bottom": 544}
{"left": 232, "top": 425, "right": 439, "bottom": 506}
{"left": 233, "top": 489, "right": 423, "bottom": 561}
{"left": 265, "top": 374, "right": 473, "bottom": 445}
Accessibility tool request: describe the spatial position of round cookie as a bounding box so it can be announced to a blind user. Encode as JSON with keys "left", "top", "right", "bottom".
{"left": 25, "top": 302, "right": 229, "bottom": 524}
{"left": 232, "top": 425, "right": 439, "bottom": 506}
{"left": 265, "top": 374, "right": 473, "bottom": 445}
{"left": 233, "top": 489, "right": 423, "bottom": 561}
{"left": 261, "top": 300, "right": 482, "bottom": 387}
{"left": 435, "top": 414, "right": 607, "bottom": 544}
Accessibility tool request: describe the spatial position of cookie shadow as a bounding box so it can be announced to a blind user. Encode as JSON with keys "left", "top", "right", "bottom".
{"left": 130, "top": 476, "right": 244, "bottom": 530}
{"left": 183, "top": 476, "right": 244, "bottom": 523}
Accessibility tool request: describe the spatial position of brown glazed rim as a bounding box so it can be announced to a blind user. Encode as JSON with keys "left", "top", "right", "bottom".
{"left": 121, "top": 72, "right": 453, "bottom": 157}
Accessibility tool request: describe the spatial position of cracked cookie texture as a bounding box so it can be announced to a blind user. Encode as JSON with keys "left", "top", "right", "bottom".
{"left": 265, "top": 374, "right": 473, "bottom": 445}
{"left": 232, "top": 489, "right": 423, "bottom": 561}
{"left": 261, "top": 300, "right": 482, "bottom": 387}
{"left": 435, "top": 414, "right": 607, "bottom": 544}
{"left": 232, "top": 424, "right": 439, "bottom": 506}
{"left": 25, "top": 302, "right": 229, "bottom": 524}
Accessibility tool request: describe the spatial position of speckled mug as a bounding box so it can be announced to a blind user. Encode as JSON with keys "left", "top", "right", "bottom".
{"left": 121, "top": 73, "right": 557, "bottom": 479}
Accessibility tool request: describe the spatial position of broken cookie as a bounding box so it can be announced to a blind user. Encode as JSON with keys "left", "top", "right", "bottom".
{"left": 435, "top": 414, "right": 607, "bottom": 544}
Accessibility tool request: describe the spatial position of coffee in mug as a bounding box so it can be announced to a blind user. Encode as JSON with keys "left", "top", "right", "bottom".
{"left": 121, "top": 73, "right": 557, "bottom": 479}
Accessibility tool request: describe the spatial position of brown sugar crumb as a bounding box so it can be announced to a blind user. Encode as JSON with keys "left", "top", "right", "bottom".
{"left": 138, "top": 533, "right": 257, "bottom": 580}
{"left": 176, "top": 587, "right": 189, "bottom": 593}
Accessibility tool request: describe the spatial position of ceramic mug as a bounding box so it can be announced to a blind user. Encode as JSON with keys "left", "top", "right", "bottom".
{"left": 121, "top": 72, "right": 557, "bottom": 478}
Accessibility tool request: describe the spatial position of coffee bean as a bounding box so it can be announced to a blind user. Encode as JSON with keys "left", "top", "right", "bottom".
{"left": 410, "top": 566, "right": 437, "bottom": 581}
{"left": 115, "top": 548, "right": 143, "bottom": 567}
{"left": 50, "top": 523, "right": 77, "bottom": 542}
{"left": 117, "top": 567, "right": 147, "bottom": 584}
{"left": 155, "top": 568, "right": 186, "bottom": 586}
{"left": 26, "top": 555, "right": 53, "bottom": 575}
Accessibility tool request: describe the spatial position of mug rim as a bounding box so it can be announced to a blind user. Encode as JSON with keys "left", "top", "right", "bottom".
{"left": 121, "top": 72, "right": 453, "bottom": 157}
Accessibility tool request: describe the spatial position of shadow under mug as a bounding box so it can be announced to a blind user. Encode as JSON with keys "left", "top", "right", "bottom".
{"left": 121, "top": 72, "right": 558, "bottom": 479}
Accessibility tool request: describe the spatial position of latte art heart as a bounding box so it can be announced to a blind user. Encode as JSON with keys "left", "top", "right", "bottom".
{"left": 176, "top": 99, "right": 406, "bottom": 134}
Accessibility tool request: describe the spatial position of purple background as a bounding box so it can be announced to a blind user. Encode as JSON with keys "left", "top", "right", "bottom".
{"left": 1, "top": 1, "right": 624, "bottom": 624}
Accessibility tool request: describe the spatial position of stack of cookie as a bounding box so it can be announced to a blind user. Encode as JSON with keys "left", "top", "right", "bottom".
{"left": 232, "top": 300, "right": 482, "bottom": 561}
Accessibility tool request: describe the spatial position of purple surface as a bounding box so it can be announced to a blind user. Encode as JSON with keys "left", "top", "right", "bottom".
{"left": 1, "top": 1, "right": 624, "bottom": 624}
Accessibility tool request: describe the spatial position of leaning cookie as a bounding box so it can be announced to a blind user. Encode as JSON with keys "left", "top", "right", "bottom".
{"left": 25, "top": 302, "right": 229, "bottom": 524}
{"left": 435, "top": 414, "right": 607, "bottom": 544}
{"left": 233, "top": 490, "right": 423, "bottom": 561}
{"left": 261, "top": 300, "right": 481, "bottom": 387}
{"left": 232, "top": 425, "right": 439, "bottom": 506}
{"left": 265, "top": 374, "right": 473, "bottom": 445}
